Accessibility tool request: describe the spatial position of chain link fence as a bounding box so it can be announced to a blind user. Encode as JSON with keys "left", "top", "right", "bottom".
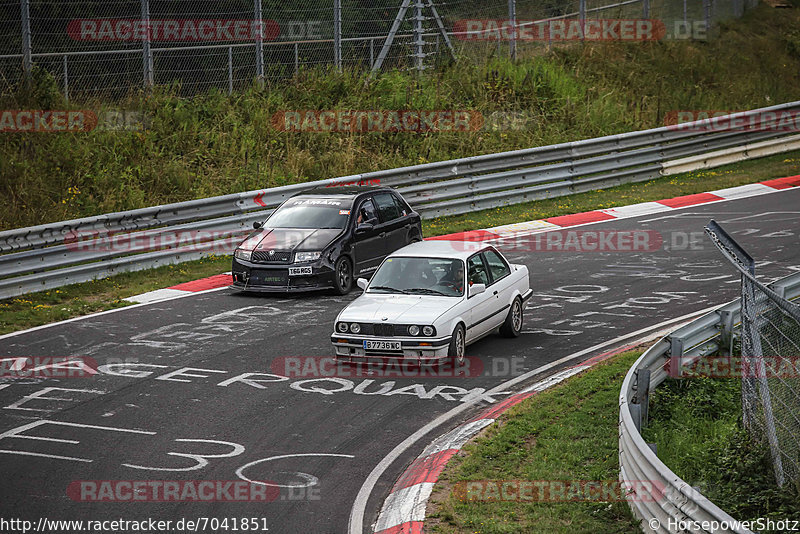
{"left": 706, "top": 220, "right": 800, "bottom": 488}
{"left": 0, "top": 0, "right": 760, "bottom": 99}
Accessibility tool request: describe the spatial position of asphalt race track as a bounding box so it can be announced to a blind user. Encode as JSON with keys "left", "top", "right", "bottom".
{"left": 1, "top": 189, "right": 799, "bottom": 534}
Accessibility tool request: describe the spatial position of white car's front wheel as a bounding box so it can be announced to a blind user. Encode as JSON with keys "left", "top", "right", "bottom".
{"left": 448, "top": 324, "right": 466, "bottom": 365}
{"left": 500, "top": 297, "right": 523, "bottom": 338}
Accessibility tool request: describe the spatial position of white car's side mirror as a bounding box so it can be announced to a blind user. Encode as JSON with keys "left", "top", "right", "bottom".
{"left": 357, "top": 278, "right": 369, "bottom": 290}
{"left": 469, "top": 283, "right": 486, "bottom": 297}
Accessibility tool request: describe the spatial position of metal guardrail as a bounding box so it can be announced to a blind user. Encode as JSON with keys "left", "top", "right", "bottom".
{"left": 1, "top": 101, "right": 799, "bottom": 300}
{"left": 618, "top": 271, "right": 800, "bottom": 533}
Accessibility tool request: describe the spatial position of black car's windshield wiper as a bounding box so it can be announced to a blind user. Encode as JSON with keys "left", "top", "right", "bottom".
{"left": 369, "top": 286, "right": 409, "bottom": 294}
{"left": 406, "top": 287, "right": 450, "bottom": 296}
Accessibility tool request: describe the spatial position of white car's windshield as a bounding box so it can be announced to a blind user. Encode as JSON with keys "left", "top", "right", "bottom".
{"left": 369, "top": 257, "right": 464, "bottom": 297}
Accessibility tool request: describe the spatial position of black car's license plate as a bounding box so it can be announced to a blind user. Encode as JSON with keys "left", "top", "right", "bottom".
{"left": 363, "top": 340, "right": 402, "bottom": 351}
{"left": 288, "top": 266, "right": 312, "bottom": 276}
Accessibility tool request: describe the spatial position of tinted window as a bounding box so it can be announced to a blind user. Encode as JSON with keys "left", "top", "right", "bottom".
{"left": 467, "top": 255, "right": 489, "bottom": 286}
{"left": 266, "top": 197, "right": 351, "bottom": 229}
{"left": 357, "top": 198, "right": 378, "bottom": 224}
{"left": 392, "top": 194, "right": 410, "bottom": 217}
{"left": 373, "top": 193, "right": 401, "bottom": 222}
{"left": 483, "top": 250, "right": 511, "bottom": 283}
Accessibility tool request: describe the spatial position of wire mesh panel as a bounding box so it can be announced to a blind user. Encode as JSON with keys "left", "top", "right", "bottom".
{"left": 0, "top": 0, "right": 25, "bottom": 93}
{"left": 0, "top": 0, "right": 764, "bottom": 98}
{"left": 740, "top": 274, "right": 800, "bottom": 487}
{"left": 706, "top": 220, "right": 800, "bottom": 488}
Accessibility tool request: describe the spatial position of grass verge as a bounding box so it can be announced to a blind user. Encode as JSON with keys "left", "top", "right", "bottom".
{"left": 644, "top": 373, "right": 800, "bottom": 524}
{"left": 425, "top": 351, "right": 642, "bottom": 533}
{"left": 2, "top": 150, "right": 798, "bottom": 335}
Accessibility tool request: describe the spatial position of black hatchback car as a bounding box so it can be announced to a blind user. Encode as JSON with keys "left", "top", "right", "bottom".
{"left": 231, "top": 186, "right": 423, "bottom": 294}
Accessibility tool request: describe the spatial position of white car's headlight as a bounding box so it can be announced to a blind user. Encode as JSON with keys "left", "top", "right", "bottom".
{"left": 408, "top": 325, "right": 420, "bottom": 336}
{"left": 337, "top": 322, "right": 349, "bottom": 333}
{"left": 350, "top": 323, "right": 361, "bottom": 334}
{"left": 423, "top": 326, "right": 435, "bottom": 336}
{"left": 235, "top": 249, "right": 252, "bottom": 261}
{"left": 294, "top": 251, "right": 322, "bottom": 263}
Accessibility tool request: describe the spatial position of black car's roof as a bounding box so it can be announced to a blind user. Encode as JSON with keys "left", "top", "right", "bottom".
{"left": 290, "top": 186, "right": 391, "bottom": 198}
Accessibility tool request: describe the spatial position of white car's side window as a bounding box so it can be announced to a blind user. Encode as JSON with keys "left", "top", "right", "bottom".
{"left": 467, "top": 254, "right": 490, "bottom": 287}
{"left": 483, "top": 250, "right": 511, "bottom": 285}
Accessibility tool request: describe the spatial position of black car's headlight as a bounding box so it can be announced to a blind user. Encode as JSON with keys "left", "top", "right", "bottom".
{"left": 234, "top": 249, "right": 252, "bottom": 261}
{"left": 294, "top": 251, "right": 322, "bottom": 263}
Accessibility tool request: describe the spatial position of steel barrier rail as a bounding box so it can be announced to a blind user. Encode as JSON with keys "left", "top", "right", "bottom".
{"left": 618, "top": 271, "right": 800, "bottom": 533}
{"left": 2, "top": 100, "right": 798, "bottom": 253}
{"left": 1, "top": 102, "right": 799, "bottom": 299}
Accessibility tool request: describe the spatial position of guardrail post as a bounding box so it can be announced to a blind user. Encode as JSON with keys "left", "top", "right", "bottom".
{"left": 140, "top": 0, "right": 154, "bottom": 88}
{"left": 642, "top": 0, "right": 650, "bottom": 19}
{"left": 334, "top": 0, "right": 342, "bottom": 71}
{"left": 21, "top": 0, "right": 32, "bottom": 87}
{"left": 508, "top": 0, "right": 516, "bottom": 61}
{"left": 254, "top": 0, "right": 265, "bottom": 87}
{"left": 719, "top": 308, "right": 735, "bottom": 357}
{"left": 637, "top": 369, "right": 651, "bottom": 427}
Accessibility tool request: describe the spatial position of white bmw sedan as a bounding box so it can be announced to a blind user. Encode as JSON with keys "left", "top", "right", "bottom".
{"left": 330, "top": 240, "right": 533, "bottom": 364}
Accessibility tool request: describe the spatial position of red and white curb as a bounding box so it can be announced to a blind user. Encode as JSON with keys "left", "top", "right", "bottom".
{"left": 124, "top": 273, "right": 232, "bottom": 303}
{"left": 371, "top": 342, "right": 655, "bottom": 534}
{"left": 124, "top": 174, "right": 800, "bottom": 304}
{"left": 428, "top": 175, "right": 800, "bottom": 243}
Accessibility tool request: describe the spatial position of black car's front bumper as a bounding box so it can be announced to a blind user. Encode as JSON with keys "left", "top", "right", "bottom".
{"left": 230, "top": 257, "right": 335, "bottom": 292}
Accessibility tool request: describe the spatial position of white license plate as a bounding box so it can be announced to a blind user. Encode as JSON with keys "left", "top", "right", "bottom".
{"left": 363, "top": 340, "right": 402, "bottom": 351}
{"left": 288, "top": 266, "right": 312, "bottom": 276}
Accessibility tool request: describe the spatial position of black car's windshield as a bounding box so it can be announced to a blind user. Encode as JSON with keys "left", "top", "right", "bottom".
{"left": 266, "top": 198, "right": 351, "bottom": 229}
{"left": 369, "top": 257, "right": 464, "bottom": 297}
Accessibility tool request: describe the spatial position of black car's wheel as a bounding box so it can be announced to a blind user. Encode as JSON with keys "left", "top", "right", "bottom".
{"left": 448, "top": 324, "right": 466, "bottom": 365}
{"left": 333, "top": 256, "right": 353, "bottom": 295}
{"left": 500, "top": 297, "right": 523, "bottom": 338}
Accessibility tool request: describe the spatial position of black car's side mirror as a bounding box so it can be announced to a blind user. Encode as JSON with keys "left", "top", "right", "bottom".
{"left": 355, "top": 222, "right": 374, "bottom": 234}
{"left": 253, "top": 221, "right": 262, "bottom": 229}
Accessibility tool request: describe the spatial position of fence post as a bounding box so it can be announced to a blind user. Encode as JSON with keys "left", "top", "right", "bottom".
{"left": 508, "top": 0, "right": 516, "bottom": 61}
{"left": 683, "top": 0, "right": 688, "bottom": 25}
{"left": 140, "top": 0, "right": 153, "bottom": 88}
{"left": 20, "top": 0, "right": 32, "bottom": 87}
{"left": 579, "top": 0, "right": 586, "bottom": 41}
{"left": 254, "top": 0, "right": 264, "bottom": 87}
{"left": 294, "top": 43, "right": 299, "bottom": 76}
{"left": 704, "top": 0, "right": 711, "bottom": 31}
{"left": 63, "top": 55, "right": 69, "bottom": 101}
{"left": 413, "top": 0, "right": 424, "bottom": 73}
{"left": 228, "top": 47, "right": 233, "bottom": 95}
{"left": 334, "top": 0, "right": 342, "bottom": 70}
{"left": 643, "top": 0, "right": 650, "bottom": 19}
